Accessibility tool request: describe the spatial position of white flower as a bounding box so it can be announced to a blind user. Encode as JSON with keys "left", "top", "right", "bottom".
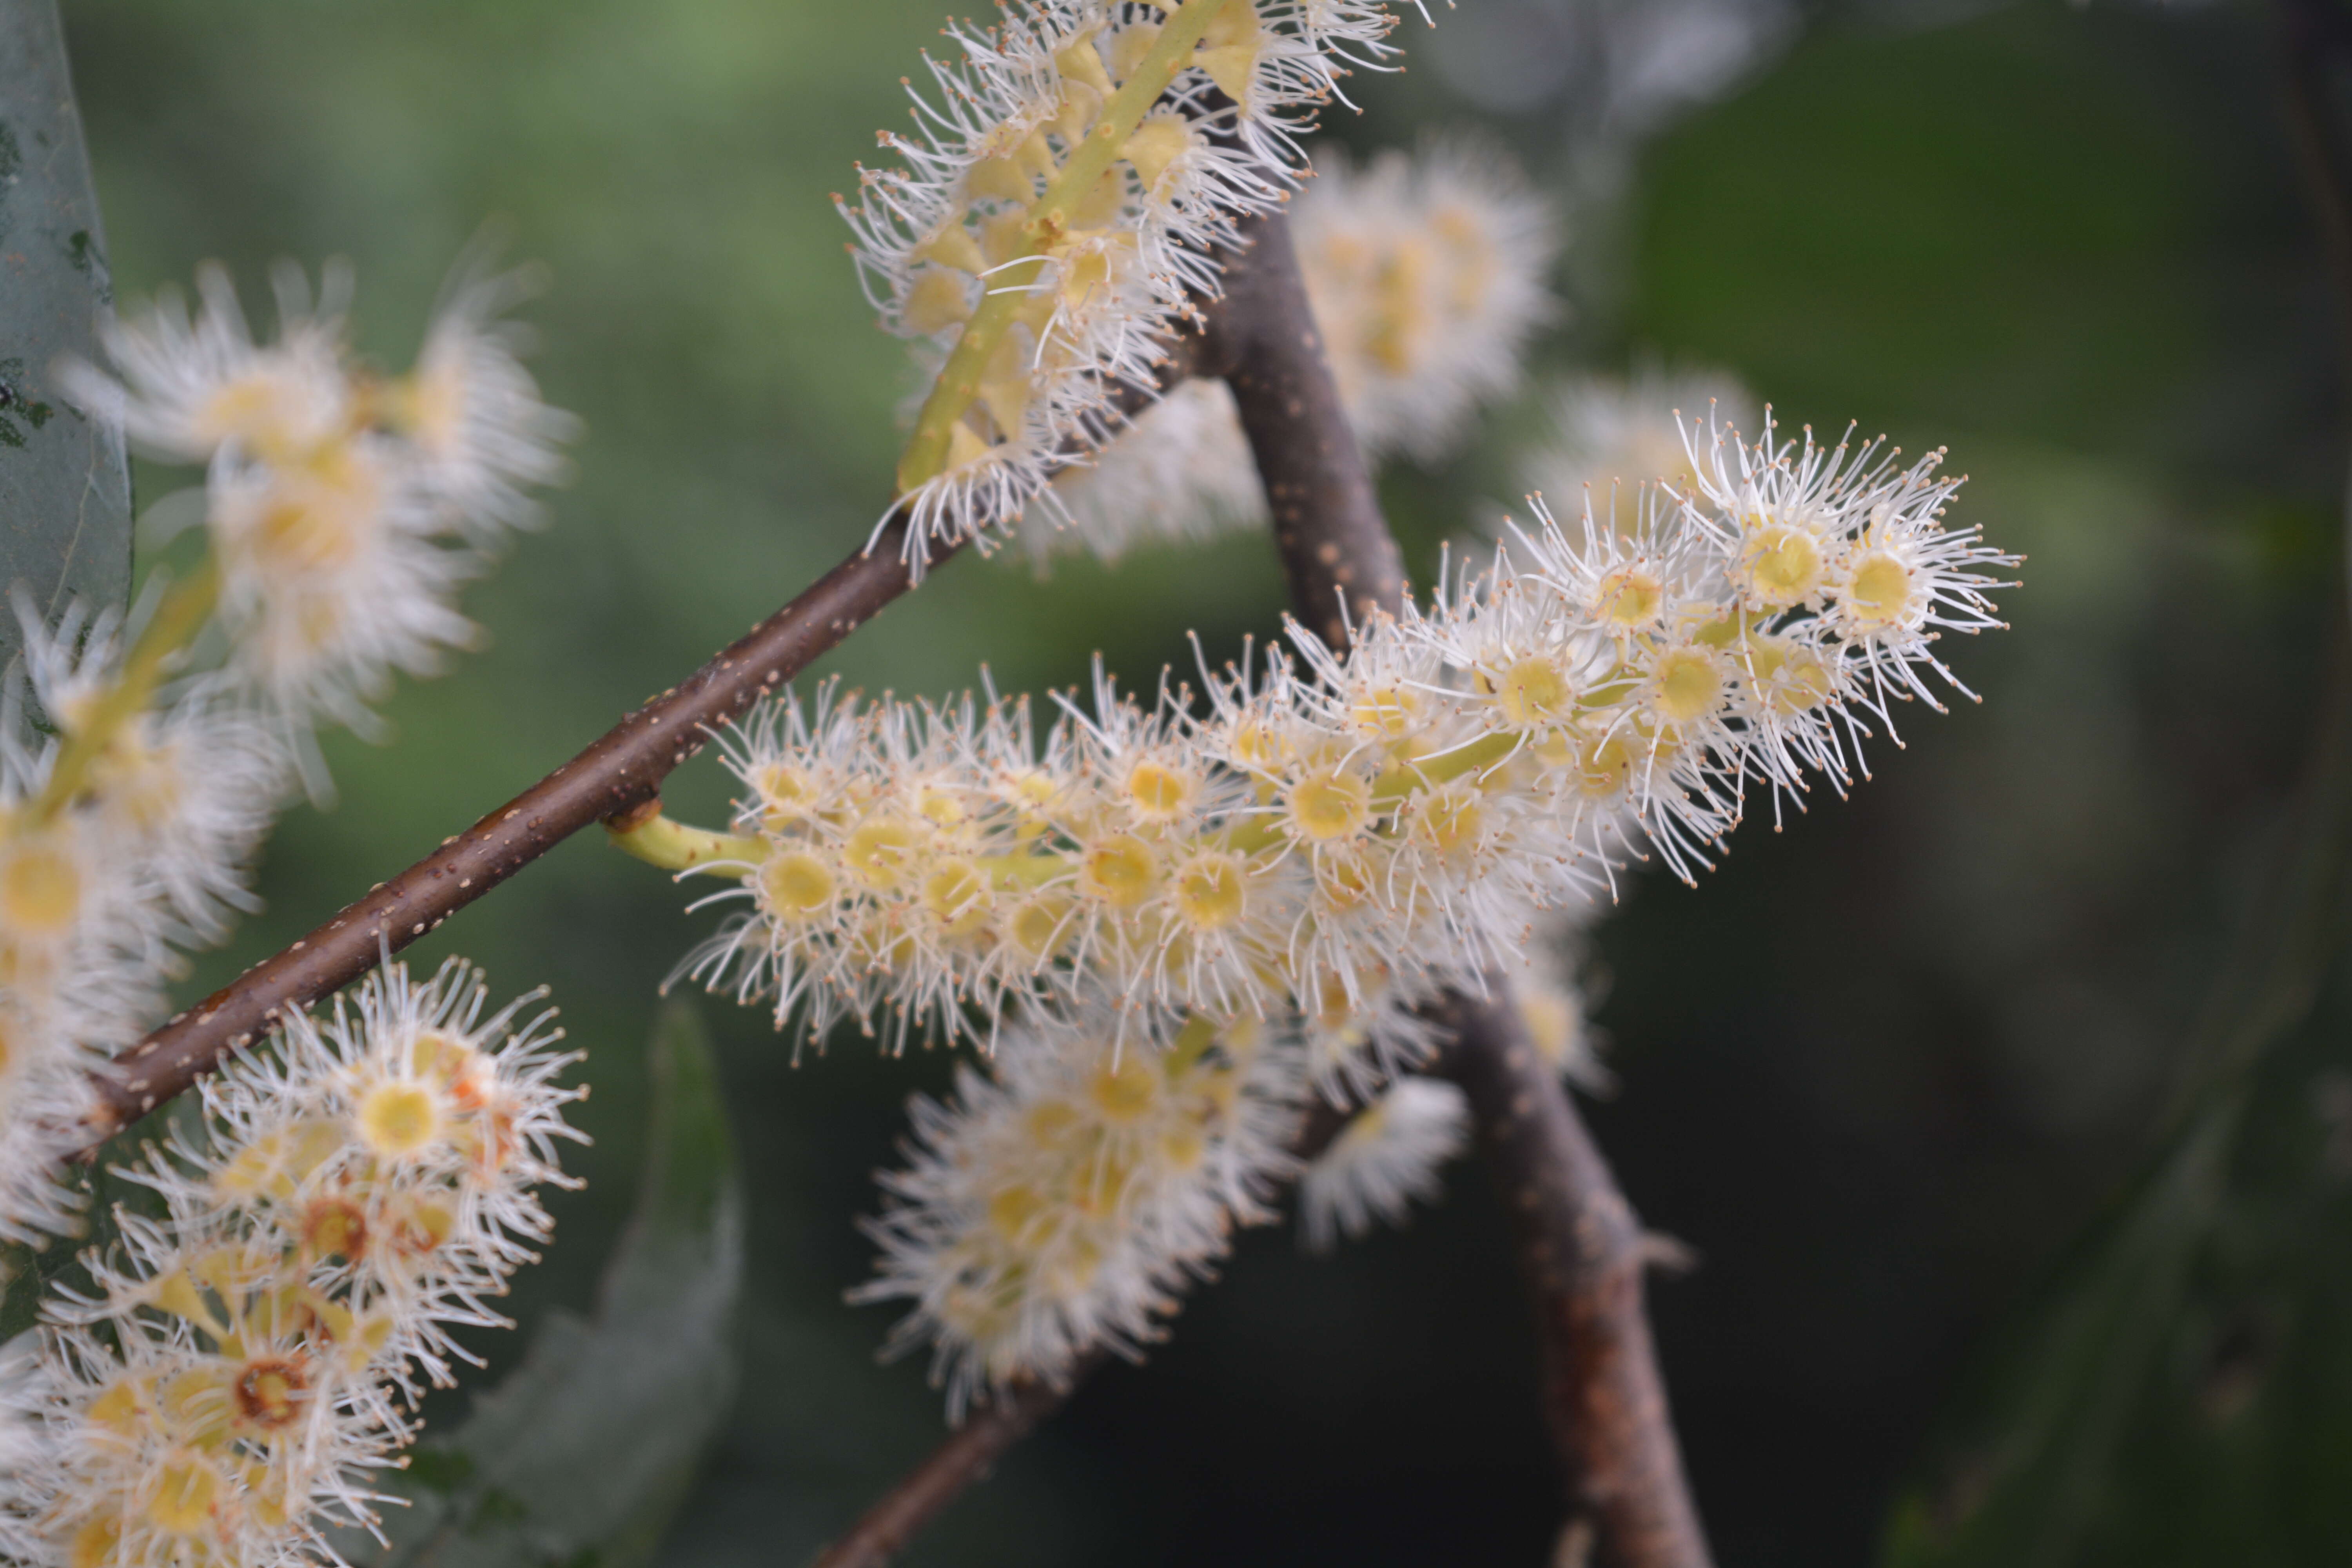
{"left": 62, "top": 256, "right": 573, "bottom": 739}
{"left": 671, "top": 411, "right": 2013, "bottom": 1065}
{"left": 1296, "top": 959, "right": 1448, "bottom": 1101}
{"left": 57, "top": 262, "right": 354, "bottom": 470}
{"left": 158, "top": 958, "right": 587, "bottom": 1391}
{"left": 1684, "top": 411, "right": 2020, "bottom": 751}
{"left": 0, "top": 690, "right": 186, "bottom": 1245}
{"left": 0, "top": 1008, "right": 105, "bottom": 1245}
{"left": 853, "top": 1003, "right": 1301, "bottom": 1418}
{"left": 848, "top": 3, "right": 1445, "bottom": 566}
{"left": 0, "top": 1336, "right": 55, "bottom": 1565}
{"left": 1294, "top": 136, "right": 1561, "bottom": 463}
{"left": 1498, "top": 906, "right": 1608, "bottom": 1091}
{"left": 379, "top": 254, "right": 581, "bottom": 543}
{"left": 206, "top": 445, "right": 483, "bottom": 734}
{"left": 1034, "top": 136, "right": 1561, "bottom": 564}
{"left": 23, "top": 1291, "right": 402, "bottom": 1568}
{"left": 0, "top": 252, "right": 567, "bottom": 1258}
{"left": 1298, "top": 1074, "right": 1468, "bottom": 1249}
{"left": 2, "top": 959, "right": 584, "bottom": 1568}
{"left": 20, "top": 597, "right": 290, "bottom": 943}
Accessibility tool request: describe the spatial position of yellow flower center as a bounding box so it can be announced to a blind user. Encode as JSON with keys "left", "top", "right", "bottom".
{"left": 1008, "top": 895, "right": 1073, "bottom": 958}
{"left": 1652, "top": 647, "right": 1725, "bottom": 725}
{"left": 917, "top": 786, "right": 967, "bottom": 828}
{"left": 1845, "top": 551, "right": 1912, "bottom": 627}
{"left": 1742, "top": 521, "right": 1823, "bottom": 608}
{"left": 1172, "top": 852, "right": 1247, "bottom": 932}
{"left": 1419, "top": 788, "right": 1485, "bottom": 856}
{"left": 1125, "top": 760, "right": 1192, "bottom": 821}
{"left": 1597, "top": 567, "right": 1664, "bottom": 628}
{"left": 1363, "top": 238, "right": 1434, "bottom": 375}
{"left": 1026, "top": 1099, "right": 1082, "bottom": 1144}
{"left": 1080, "top": 835, "right": 1159, "bottom": 907}
{"left": 1575, "top": 735, "right": 1637, "bottom": 799}
{"left": 234, "top": 1357, "right": 308, "bottom": 1429}
{"left": 145, "top": 1453, "right": 222, "bottom": 1536}
{"left": 987, "top": 1184, "right": 1047, "bottom": 1245}
{"left": 1351, "top": 685, "right": 1419, "bottom": 742}
{"left": 68, "top": 1516, "right": 122, "bottom": 1568}
{"left": 248, "top": 449, "right": 379, "bottom": 576}
{"left": 1228, "top": 717, "right": 1284, "bottom": 771}
{"left": 356, "top": 1080, "right": 440, "bottom": 1160}
{"left": 303, "top": 1198, "right": 367, "bottom": 1261}
{"left": 1745, "top": 636, "right": 1836, "bottom": 715}
{"left": 761, "top": 851, "right": 839, "bottom": 918}
{"left": 1485, "top": 654, "right": 1573, "bottom": 728}
{"left": 0, "top": 839, "right": 80, "bottom": 937}
{"left": 753, "top": 762, "right": 818, "bottom": 828}
{"left": 1287, "top": 771, "right": 1371, "bottom": 842}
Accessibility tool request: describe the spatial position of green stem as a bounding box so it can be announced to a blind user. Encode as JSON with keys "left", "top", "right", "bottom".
{"left": 893, "top": 0, "right": 1236, "bottom": 495}
{"left": 607, "top": 812, "right": 767, "bottom": 875}
{"left": 31, "top": 555, "right": 221, "bottom": 825}
{"left": 615, "top": 726, "right": 1537, "bottom": 888}
{"left": 974, "top": 849, "right": 1073, "bottom": 890}
{"left": 1371, "top": 731, "right": 1522, "bottom": 802}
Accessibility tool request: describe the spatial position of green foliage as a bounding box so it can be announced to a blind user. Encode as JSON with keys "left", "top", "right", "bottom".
{"left": 346, "top": 1002, "right": 744, "bottom": 1568}
{"left": 0, "top": 0, "right": 131, "bottom": 664}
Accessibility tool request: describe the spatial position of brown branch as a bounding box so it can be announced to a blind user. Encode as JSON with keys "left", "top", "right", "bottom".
{"left": 1441, "top": 992, "right": 1713, "bottom": 1568}
{"left": 1202, "top": 205, "right": 1407, "bottom": 643}
{"left": 82, "top": 331, "right": 1216, "bottom": 1147}
{"left": 811, "top": 1372, "right": 1083, "bottom": 1568}
{"left": 89, "top": 521, "right": 938, "bottom": 1138}
{"left": 1220, "top": 205, "right": 1711, "bottom": 1568}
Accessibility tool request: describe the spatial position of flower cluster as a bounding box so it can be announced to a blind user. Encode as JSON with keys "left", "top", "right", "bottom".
{"left": 0, "top": 961, "right": 583, "bottom": 1568}
{"left": 843, "top": 1, "right": 1436, "bottom": 564}
{"left": 642, "top": 412, "right": 2012, "bottom": 1411}
{"left": 0, "top": 260, "right": 572, "bottom": 1247}
{"left": 673, "top": 416, "right": 2014, "bottom": 1074}
{"left": 846, "top": 907, "right": 1592, "bottom": 1407}
{"left": 1034, "top": 137, "right": 1561, "bottom": 563}
{"left": 853, "top": 1005, "right": 1298, "bottom": 1416}
{"left": 61, "top": 256, "right": 575, "bottom": 735}
{"left": 1296, "top": 138, "right": 1561, "bottom": 463}
{"left": 0, "top": 611, "right": 282, "bottom": 1243}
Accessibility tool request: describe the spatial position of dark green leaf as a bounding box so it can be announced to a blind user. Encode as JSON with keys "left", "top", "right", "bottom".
{"left": 0, "top": 0, "right": 131, "bottom": 664}
{"left": 348, "top": 1002, "right": 743, "bottom": 1568}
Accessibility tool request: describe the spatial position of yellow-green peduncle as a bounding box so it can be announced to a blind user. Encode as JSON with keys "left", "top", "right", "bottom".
{"left": 974, "top": 849, "right": 1073, "bottom": 890}
{"left": 607, "top": 812, "right": 768, "bottom": 876}
{"left": 893, "top": 0, "right": 1237, "bottom": 495}
{"left": 30, "top": 554, "right": 222, "bottom": 826}
{"left": 1371, "top": 731, "right": 1522, "bottom": 802}
{"left": 607, "top": 728, "right": 1550, "bottom": 886}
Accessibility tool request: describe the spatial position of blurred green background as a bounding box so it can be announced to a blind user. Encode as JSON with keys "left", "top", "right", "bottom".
{"left": 54, "top": 0, "right": 2352, "bottom": 1561}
